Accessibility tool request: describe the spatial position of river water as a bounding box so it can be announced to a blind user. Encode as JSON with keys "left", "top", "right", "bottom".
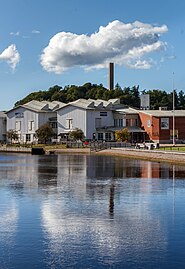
{"left": 0, "top": 153, "right": 185, "bottom": 269}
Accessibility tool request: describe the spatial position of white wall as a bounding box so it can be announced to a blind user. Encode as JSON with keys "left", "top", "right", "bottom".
{"left": 57, "top": 106, "right": 87, "bottom": 136}
{"left": 57, "top": 105, "right": 114, "bottom": 140}
{"left": 7, "top": 107, "right": 56, "bottom": 143}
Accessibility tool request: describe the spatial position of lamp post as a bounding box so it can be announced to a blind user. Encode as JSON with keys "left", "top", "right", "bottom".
{"left": 172, "top": 72, "right": 175, "bottom": 146}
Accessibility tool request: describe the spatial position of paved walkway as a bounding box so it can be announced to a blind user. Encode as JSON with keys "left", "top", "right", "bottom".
{"left": 96, "top": 147, "right": 185, "bottom": 164}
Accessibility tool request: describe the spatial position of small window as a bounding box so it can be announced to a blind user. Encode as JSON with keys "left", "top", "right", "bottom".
{"left": 118, "top": 119, "right": 123, "bottom": 127}
{"left": 98, "top": 133, "right": 103, "bottom": 140}
{"left": 28, "top": 121, "right": 34, "bottom": 131}
{"left": 26, "top": 134, "right": 31, "bottom": 142}
{"left": 100, "top": 111, "right": 107, "bottom": 116}
{"left": 50, "top": 122, "right": 57, "bottom": 128}
{"left": 114, "top": 119, "right": 118, "bottom": 127}
{"left": 147, "top": 119, "right": 151, "bottom": 127}
{"left": 105, "top": 132, "right": 111, "bottom": 141}
{"left": 15, "top": 121, "right": 21, "bottom": 131}
{"left": 66, "top": 119, "right": 73, "bottom": 129}
{"left": 15, "top": 112, "right": 24, "bottom": 118}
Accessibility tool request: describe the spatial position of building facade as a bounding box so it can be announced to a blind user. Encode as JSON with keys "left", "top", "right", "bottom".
{"left": 139, "top": 109, "right": 185, "bottom": 143}
{"left": 6, "top": 100, "right": 65, "bottom": 143}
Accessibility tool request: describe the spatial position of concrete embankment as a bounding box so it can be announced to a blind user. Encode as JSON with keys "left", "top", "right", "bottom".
{"left": 0, "top": 146, "right": 31, "bottom": 153}
{"left": 1, "top": 145, "right": 185, "bottom": 165}
{"left": 96, "top": 147, "right": 185, "bottom": 165}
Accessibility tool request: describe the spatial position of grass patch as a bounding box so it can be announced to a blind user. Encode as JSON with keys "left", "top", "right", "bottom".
{"left": 159, "top": 146, "right": 185, "bottom": 152}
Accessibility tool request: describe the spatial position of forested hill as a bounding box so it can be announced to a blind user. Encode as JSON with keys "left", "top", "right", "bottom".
{"left": 14, "top": 83, "right": 185, "bottom": 110}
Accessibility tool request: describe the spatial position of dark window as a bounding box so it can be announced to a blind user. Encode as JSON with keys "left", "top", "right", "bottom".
{"left": 100, "top": 112, "right": 107, "bottom": 116}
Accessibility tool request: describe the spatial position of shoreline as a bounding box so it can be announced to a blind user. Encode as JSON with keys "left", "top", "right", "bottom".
{"left": 96, "top": 147, "right": 185, "bottom": 165}
{"left": 1, "top": 146, "right": 185, "bottom": 164}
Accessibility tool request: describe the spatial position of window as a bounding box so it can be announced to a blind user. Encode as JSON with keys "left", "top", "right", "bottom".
{"left": 118, "top": 119, "right": 123, "bottom": 127}
{"left": 98, "top": 133, "right": 103, "bottom": 140}
{"left": 15, "top": 121, "right": 21, "bottom": 131}
{"left": 100, "top": 111, "right": 107, "bottom": 116}
{"left": 26, "top": 134, "right": 31, "bottom": 142}
{"left": 50, "top": 122, "right": 57, "bottom": 129}
{"left": 147, "top": 119, "right": 151, "bottom": 127}
{"left": 15, "top": 112, "right": 24, "bottom": 118}
{"left": 114, "top": 119, "right": 118, "bottom": 127}
{"left": 28, "top": 121, "right": 34, "bottom": 131}
{"left": 66, "top": 119, "right": 73, "bottom": 129}
{"left": 161, "top": 118, "right": 169, "bottom": 129}
{"left": 135, "top": 119, "right": 138, "bottom": 127}
{"left": 105, "top": 132, "right": 111, "bottom": 141}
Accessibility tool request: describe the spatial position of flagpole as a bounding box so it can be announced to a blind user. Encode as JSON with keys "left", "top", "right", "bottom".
{"left": 172, "top": 72, "right": 175, "bottom": 146}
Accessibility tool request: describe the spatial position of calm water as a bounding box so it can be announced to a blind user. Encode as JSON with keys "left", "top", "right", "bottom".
{"left": 1, "top": 153, "right": 185, "bottom": 269}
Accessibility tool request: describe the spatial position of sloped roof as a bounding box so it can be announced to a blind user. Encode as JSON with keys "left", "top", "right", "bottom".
{"left": 56, "top": 98, "right": 122, "bottom": 111}
{"left": 23, "top": 100, "right": 49, "bottom": 111}
{"left": 6, "top": 100, "right": 66, "bottom": 114}
{"left": 115, "top": 107, "right": 139, "bottom": 115}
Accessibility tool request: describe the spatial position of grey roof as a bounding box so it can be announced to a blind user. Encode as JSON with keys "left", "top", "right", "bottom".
{"left": 139, "top": 109, "right": 185, "bottom": 117}
{"left": 41, "top": 100, "right": 66, "bottom": 111}
{"left": 115, "top": 107, "right": 139, "bottom": 115}
{"left": 59, "top": 98, "right": 122, "bottom": 110}
{"left": 23, "top": 100, "right": 49, "bottom": 111}
{"left": 6, "top": 100, "right": 66, "bottom": 114}
{"left": 69, "top": 99, "right": 95, "bottom": 109}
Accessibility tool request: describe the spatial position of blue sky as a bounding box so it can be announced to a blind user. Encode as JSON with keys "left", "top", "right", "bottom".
{"left": 0, "top": 0, "right": 185, "bottom": 110}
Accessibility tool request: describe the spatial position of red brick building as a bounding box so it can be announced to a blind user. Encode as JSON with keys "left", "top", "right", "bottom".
{"left": 139, "top": 109, "right": 185, "bottom": 143}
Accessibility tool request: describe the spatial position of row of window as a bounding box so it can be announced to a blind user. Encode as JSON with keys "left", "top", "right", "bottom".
{"left": 97, "top": 132, "right": 112, "bottom": 141}
{"left": 114, "top": 118, "right": 138, "bottom": 127}
{"left": 15, "top": 121, "right": 57, "bottom": 131}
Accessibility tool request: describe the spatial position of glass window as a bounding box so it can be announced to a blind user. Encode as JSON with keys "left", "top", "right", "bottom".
{"left": 26, "top": 134, "right": 31, "bottom": 142}
{"left": 100, "top": 111, "right": 107, "bottom": 116}
{"left": 98, "top": 133, "right": 103, "bottom": 140}
{"left": 66, "top": 119, "right": 73, "bottom": 129}
{"left": 114, "top": 119, "right": 118, "bottom": 127}
{"left": 147, "top": 119, "right": 151, "bottom": 127}
{"left": 15, "top": 121, "right": 21, "bottom": 131}
{"left": 105, "top": 132, "right": 111, "bottom": 141}
{"left": 50, "top": 122, "right": 57, "bottom": 129}
{"left": 28, "top": 121, "right": 34, "bottom": 131}
{"left": 118, "top": 119, "right": 123, "bottom": 127}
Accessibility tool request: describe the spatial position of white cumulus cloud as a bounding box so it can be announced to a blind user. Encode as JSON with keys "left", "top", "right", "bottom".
{"left": 40, "top": 20, "right": 168, "bottom": 74}
{"left": 0, "top": 44, "right": 20, "bottom": 70}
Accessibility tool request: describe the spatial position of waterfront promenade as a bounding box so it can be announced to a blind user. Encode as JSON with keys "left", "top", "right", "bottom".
{"left": 97, "top": 147, "right": 185, "bottom": 165}
{"left": 1, "top": 145, "right": 185, "bottom": 164}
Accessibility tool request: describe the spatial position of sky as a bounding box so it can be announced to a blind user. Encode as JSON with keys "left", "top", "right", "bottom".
{"left": 0, "top": 0, "right": 185, "bottom": 110}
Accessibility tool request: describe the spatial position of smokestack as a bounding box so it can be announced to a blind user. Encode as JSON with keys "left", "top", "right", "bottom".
{"left": 108, "top": 62, "right": 114, "bottom": 91}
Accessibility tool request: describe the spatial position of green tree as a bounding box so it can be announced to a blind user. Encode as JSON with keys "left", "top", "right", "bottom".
{"left": 35, "top": 123, "right": 55, "bottom": 144}
{"left": 7, "top": 129, "right": 19, "bottom": 143}
{"left": 69, "top": 128, "right": 84, "bottom": 141}
{"left": 115, "top": 128, "right": 130, "bottom": 142}
{"left": 178, "top": 90, "right": 185, "bottom": 109}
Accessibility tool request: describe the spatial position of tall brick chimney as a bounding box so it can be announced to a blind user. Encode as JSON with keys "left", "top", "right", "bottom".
{"left": 108, "top": 62, "right": 114, "bottom": 91}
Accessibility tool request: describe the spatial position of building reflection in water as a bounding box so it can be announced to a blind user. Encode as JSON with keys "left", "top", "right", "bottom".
{"left": 0, "top": 190, "right": 18, "bottom": 265}
{"left": 1, "top": 153, "right": 185, "bottom": 267}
